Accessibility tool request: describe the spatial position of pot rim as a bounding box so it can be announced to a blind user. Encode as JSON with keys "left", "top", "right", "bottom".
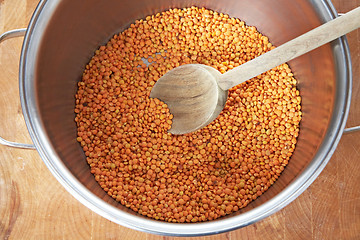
{"left": 18, "top": 0, "right": 352, "bottom": 236}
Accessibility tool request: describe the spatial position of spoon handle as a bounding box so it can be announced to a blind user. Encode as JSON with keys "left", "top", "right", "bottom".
{"left": 218, "top": 6, "right": 360, "bottom": 90}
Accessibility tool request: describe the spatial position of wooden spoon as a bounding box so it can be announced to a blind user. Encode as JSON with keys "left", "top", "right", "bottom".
{"left": 150, "top": 7, "right": 360, "bottom": 135}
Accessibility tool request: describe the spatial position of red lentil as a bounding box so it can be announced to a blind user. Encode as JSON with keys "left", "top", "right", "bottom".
{"left": 75, "top": 6, "right": 301, "bottom": 223}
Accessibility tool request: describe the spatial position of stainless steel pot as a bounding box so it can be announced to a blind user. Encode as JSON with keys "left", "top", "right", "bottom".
{"left": 0, "top": 0, "right": 359, "bottom": 236}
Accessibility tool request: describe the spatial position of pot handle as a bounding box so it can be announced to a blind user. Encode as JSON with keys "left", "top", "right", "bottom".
{"left": 337, "top": 14, "right": 360, "bottom": 134}
{"left": 344, "top": 126, "right": 360, "bottom": 134}
{"left": 0, "top": 28, "right": 35, "bottom": 149}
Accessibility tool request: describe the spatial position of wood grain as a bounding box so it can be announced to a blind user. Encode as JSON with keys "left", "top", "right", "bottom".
{"left": 0, "top": 0, "right": 359, "bottom": 239}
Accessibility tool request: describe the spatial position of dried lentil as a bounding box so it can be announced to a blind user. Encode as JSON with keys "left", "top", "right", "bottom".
{"left": 75, "top": 6, "right": 302, "bottom": 223}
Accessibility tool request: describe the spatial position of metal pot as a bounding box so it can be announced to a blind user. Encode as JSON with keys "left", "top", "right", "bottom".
{"left": 0, "top": 0, "right": 358, "bottom": 236}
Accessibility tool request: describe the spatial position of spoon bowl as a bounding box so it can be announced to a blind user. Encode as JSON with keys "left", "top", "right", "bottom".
{"left": 150, "top": 64, "right": 227, "bottom": 135}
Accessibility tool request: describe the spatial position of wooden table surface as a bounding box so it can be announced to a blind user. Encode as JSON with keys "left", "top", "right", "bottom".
{"left": 0, "top": 0, "right": 359, "bottom": 239}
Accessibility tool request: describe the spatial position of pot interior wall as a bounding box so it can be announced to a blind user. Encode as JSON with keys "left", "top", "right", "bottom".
{"left": 35, "top": 0, "right": 336, "bottom": 218}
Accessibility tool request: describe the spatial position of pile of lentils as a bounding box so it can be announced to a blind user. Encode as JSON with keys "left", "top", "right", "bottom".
{"left": 75, "top": 6, "right": 301, "bottom": 223}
